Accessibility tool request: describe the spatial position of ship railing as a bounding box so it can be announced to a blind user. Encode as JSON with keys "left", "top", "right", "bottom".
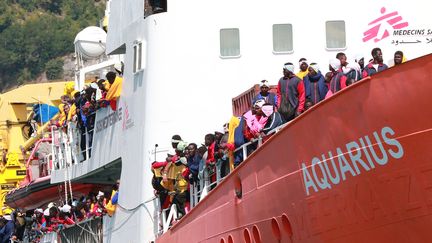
{"left": 39, "top": 232, "right": 59, "bottom": 243}
{"left": 189, "top": 123, "right": 287, "bottom": 208}
{"left": 160, "top": 204, "right": 178, "bottom": 234}
{"left": 234, "top": 123, "right": 287, "bottom": 161}
{"left": 66, "top": 119, "right": 95, "bottom": 163}
{"left": 51, "top": 125, "right": 69, "bottom": 171}
{"left": 51, "top": 118, "right": 95, "bottom": 171}
{"left": 39, "top": 216, "right": 103, "bottom": 243}
{"left": 37, "top": 153, "right": 53, "bottom": 178}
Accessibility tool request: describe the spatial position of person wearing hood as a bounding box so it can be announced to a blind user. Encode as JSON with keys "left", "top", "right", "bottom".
{"left": 303, "top": 63, "right": 328, "bottom": 105}
{"left": 393, "top": 50, "right": 406, "bottom": 66}
{"left": 355, "top": 54, "right": 365, "bottom": 72}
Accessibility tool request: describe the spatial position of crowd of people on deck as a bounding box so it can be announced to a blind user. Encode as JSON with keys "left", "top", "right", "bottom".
{"left": 0, "top": 181, "right": 119, "bottom": 243}
{"left": 0, "top": 64, "right": 125, "bottom": 242}
{"left": 50, "top": 63, "right": 124, "bottom": 162}
{"left": 150, "top": 48, "right": 407, "bottom": 223}
{"left": 3, "top": 47, "right": 405, "bottom": 240}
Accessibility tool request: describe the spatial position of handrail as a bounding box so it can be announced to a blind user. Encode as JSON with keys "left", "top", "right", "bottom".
{"left": 161, "top": 204, "right": 178, "bottom": 234}
{"left": 187, "top": 122, "right": 288, "bottom": 209}
{"left": 51, "top": 118, "right": 95, "bottom": 171}
{"left": 156, "top": 122, "right": 289, "bottom": 233}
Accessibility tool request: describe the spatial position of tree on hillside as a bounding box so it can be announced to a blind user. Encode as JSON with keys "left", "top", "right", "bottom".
{"left": 45, "top": 58, "right": 64, "bottom": 80}
{"left": 0, "top": 0, "right": 105, "bottom": 91}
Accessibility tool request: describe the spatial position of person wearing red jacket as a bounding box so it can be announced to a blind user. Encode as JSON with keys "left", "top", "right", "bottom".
{"left": 277, "top": 62, "right": 305, "bottom": 122}
{"left": 327, "top": 58, "right": 347, "bottom": 97}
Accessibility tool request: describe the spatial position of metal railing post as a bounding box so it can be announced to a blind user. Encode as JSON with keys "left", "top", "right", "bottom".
{"left": 85, "top": 127, "right": 89, "bottom": 160}
{"left": 242, "top": 146, "right": 247, "bottom": 161}
{"left": 216, "top": 159, "right": 222, "bottom": 184}
{"left": 189, "top": 182, "right": 195, "bottom": 208}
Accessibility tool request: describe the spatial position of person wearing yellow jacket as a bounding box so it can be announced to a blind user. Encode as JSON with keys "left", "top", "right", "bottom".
{"left": 105, "top": 72, "right": 123, "bottom": 101}
{"left": 106, "top": 180, "right": 120, "bottom": 216}
{"left": 58, "top": 104, "right": 67, "bottom": 127}
{"left": 105, "top": 71, "right": 123, "bottom": 110}
{"left": 67, "top": 90, "right": 79, "bottom": 122}
{"left": 227, "top": 116, "right": 240, "bottom": 171}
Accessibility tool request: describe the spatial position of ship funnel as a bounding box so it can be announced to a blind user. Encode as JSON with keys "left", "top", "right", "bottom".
{"left": 74, "top": 26, "right": 107, "bottom": 59}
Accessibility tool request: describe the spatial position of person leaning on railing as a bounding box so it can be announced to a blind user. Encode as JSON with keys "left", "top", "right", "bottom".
{"left": 152, "top": 154, "right": 174, "bottom": 211}
{"left": 104, "top": 71, "right": 123, "bottom": 110}
{"left": 106, "top": 180, "right": 120, "bottom": 217}
{"left": 171, "top": 160, "right": 189, "bottom": 219}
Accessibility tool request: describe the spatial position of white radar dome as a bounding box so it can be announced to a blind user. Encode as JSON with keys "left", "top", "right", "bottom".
{"left": 74, "top": 26, "right": 107, "bottom": 59}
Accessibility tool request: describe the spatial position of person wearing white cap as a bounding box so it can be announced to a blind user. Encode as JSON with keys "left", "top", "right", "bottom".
{"left": 296, "top": 58, "right": 309, "bottom": 80}
{"left": 327, "top": 58, "right": 347, "bottom": 96}
{"left": 0, "top": 215, "right": 14, "bottom": 241}
{"left": 252, "top": 80, "right": 278, "bottom": 108}
{"left": 354, "top": 54, "right": 365, "bottom": 72}
{"left": 261, "top": 103, "right": 284, "bottom": 135}
{"left": 60, "top": 204, "right": 72, "bottom": 213}
{"left": 171, "top": 134, "right": 182, "bottom": 150}
{"left": 47, "top": 202, "right": 55, "bottom": 209}
{"left": 303, "top": 63, "right": 328, "bottom": 105}
{"left": 114, "top": 62, "right": 123, "bottom": 76}
{"left": 277, "top": 62, "right": 306, "bottom": 122}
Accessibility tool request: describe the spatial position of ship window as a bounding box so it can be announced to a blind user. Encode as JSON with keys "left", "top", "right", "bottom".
{"left": 272, "top": 24, "right": 293, "bottom": 53}
{"left": 133, "top": 42, "right": 143, "bottom": 73}
{"left": 144, "top": 0, "right": 167, "bottom": 17}
{"left": 326, "top": 21, "right": 346, "bottom": 49}
{"left": 220, "top": 28, "right": 240, "bottom": 57}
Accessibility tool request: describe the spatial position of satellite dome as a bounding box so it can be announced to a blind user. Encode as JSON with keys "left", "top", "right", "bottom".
{"left": 74, "top": 26, "right": 107, "bottom": 59}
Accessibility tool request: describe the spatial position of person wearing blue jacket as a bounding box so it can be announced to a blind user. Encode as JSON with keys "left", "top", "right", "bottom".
{"left": 252, "top": 80, "right": 278, "bottom": 108}
{"left": 186, "top": 143, "right": 201, "bottom": 180}
{"left": 0, "top": 216, "right": 14, "bottom": 243}
{"left": 303, "top": 63, "right": 328, "bottom": 105}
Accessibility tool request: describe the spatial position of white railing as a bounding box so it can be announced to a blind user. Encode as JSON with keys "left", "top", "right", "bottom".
{"left": 154, "top": 123, "right": 288, "bottom": 235}
{"left": 38, "top": 217, "right": 102, "bottom": 243}
{"left": 40, "top": 232, "right": 59, "bottom": 243}
{"left": 188, "top": 123, "right": 287, "bottom": 209}
{"left": 161, "top": 204, "right": 178, "bottom": 234}
{"left": 51, "top": 118, "right": 95, "bottom": 171}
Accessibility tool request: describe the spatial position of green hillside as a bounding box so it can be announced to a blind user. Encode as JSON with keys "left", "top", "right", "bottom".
{"left": 0, "top": 0, "right": 105, "bottom": 91}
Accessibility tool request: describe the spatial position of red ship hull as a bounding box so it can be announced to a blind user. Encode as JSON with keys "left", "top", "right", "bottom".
{"left": 156, "top": 54, "right": 432, "bottom": 243}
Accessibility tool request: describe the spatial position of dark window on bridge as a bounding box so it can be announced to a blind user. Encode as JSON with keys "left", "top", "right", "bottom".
{"left": 144, "top": 0, "right": 167, "bottom": 18}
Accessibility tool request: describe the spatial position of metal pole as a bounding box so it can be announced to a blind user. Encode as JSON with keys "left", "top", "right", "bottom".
{"left": 154, "top": 144, "right": 158, "bottom": 161}
{"left": 85, "top": 127, "right": 89, "bottom": 160}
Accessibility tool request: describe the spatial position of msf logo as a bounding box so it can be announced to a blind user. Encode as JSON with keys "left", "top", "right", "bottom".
{"left": 363, "top": 7, "right": 409, "bottom": 43}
